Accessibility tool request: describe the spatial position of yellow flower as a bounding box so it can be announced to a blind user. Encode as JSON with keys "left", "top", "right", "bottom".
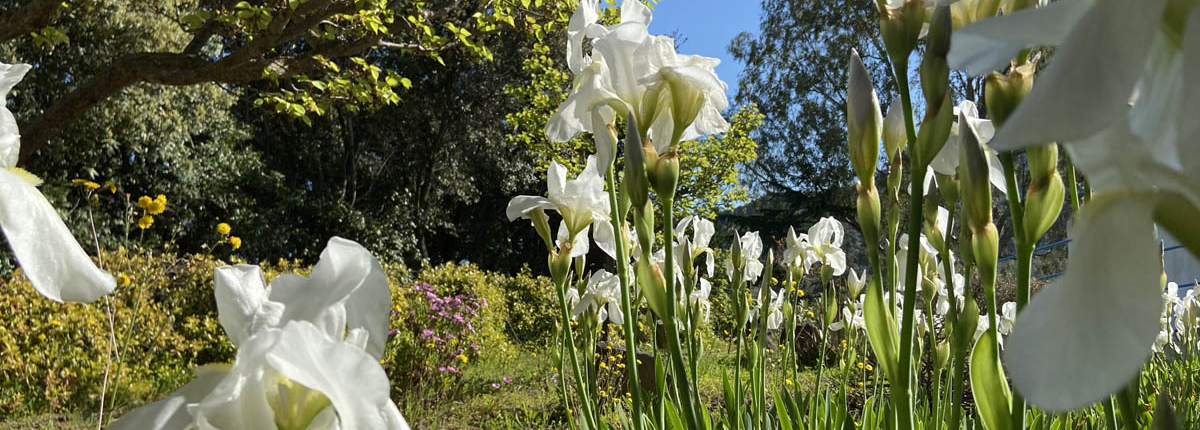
{"left": 599, "top": 390, "right": 607, "bottom": 398}
{"left": 457, "top": 354, "right": 468, "bottom": 364}
{"left": 866, "top": 364, "right": 874, "bottom": 371}
{"left": 216, "top": 223, "right": 232, "bottom": 236}
{"left": 600, "top": 362, "right": 609, "bottom": 370}
{"left": 137, "top": 195, "right": 152, "bottom": 209}
{"left": 806, "top": 311, "right": 814, "bottom": 318}
{"left": 137, "top": 215, "right": 154, "bottom": 230}
{"left": 771, "top": 277, "right": 778, "bottom": 284}
{"left": 71, "top": 179, "right": 100, "bottom": 190}
{"left": 798, "top": 290, "right": 806, "bottom": 298}
{"left": 617, "top": 363, "right": 625, "bottom": 369}
{"left": 857, "top": 382, "right": 864, "bottom": 387}
{"left": 857, "top": 362, "right": 864, "bottom": 369}
{"left": 785, "top": 378, "right": 794, "bottom": 386}
{"left": 230, "top": 236, "right": 242, "bottom": 250}
{"left": 117, "top": 274, "right": 131, "bottom": 287}
{"left": 103, "top": 181, "right": 117, "bottom": 193}
{"left": 37, "top": 334, "right": 46, "bottom": 341}
{"left": 146, "top": 198, "right": 166, "bottom": 215}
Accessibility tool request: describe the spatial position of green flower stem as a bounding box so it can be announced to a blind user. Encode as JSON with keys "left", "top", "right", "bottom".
{"left": 889, "top": 50, "right": 921, "bottom": 430}
{"left": 947, "top": 219, "right": 975, "bottom": 430}
{"left": 998, "top": 152, "right": 1030, "bottom": 430}
{"left": 661, "top": 198, "right": 701, "bottom": 430}
{"left": 553, "top": 269, "right": 598, "bottom": 430}
{"left": 898, "top": 161, "right": 926, "bottom": 430}
{"left": 733, "top": 287, "right": 747, "bottom": 430}
{"left": 936, "top": 205, "right": 959, "bottom": 430}
{"left": 814, "top": 277, "right": 831, "bottom": 397}
{"left": 1116, "top": 380, "right": 1141, "bottom": 430}
{"left": 605, "top": 167, "right": 644, "bottom": 430}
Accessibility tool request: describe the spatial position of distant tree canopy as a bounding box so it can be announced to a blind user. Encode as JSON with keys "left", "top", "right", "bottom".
{"left": 0, "top": 0, "right": 758, "bottom": 270}
{"left": 729, "top": 0, "right": 894, "bottom": 233}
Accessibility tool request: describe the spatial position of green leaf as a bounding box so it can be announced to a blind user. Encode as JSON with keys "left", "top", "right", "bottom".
{"left": 970, "top": 330, "right": 1013, "bottom": 430}
{"left": 863, "top": 274, "right": 901, "bottom": 387}
{"left": 774, "top": 389, "right": 793, "bottom": 430}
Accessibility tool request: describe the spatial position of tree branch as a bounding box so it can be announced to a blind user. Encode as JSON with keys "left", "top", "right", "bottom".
{"left": 0, "top": 0, "right": 63, "bottom": 43}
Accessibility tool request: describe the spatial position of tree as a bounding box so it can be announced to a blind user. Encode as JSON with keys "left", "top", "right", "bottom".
{"left": 728, "top": 0, "right": 895, "bottom": 228}
{"left": 0, "top": 0, "right": 534, "bottom": 165}
{"left": 1, "top": 0, "right": 569, "bottom": 270}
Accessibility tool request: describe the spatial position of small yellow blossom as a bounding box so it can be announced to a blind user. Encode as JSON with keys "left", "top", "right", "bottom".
{"left": 617, "top": 363, "right": 625, "bottom": 369}
{"left": 117, "top": 274, "right": 131, "bottom": 286}
{"left": 137, "top": 215, "right": 154, "bottom": 230}
{"left": 599, "top": 390, "right": 607, "bottom": 398}
{"left": 866, "top": 364, "right": 874, "bottom": 371}
{"left": 37, "top": 334, "right": 46, "bottom": 341}
{"left": 104, "top": 181, "right": 117, "bottom": 193}
{"left": 798, "top": 290, "right": 805, "bottom": 298}
{"left": 217, "top": 223, "right": 232, "bottom": 236}
{"left": 137, "top": 195, "right": 152, "bottom": 209}
{"left": 457, "top": 354, "right": 468, "bottom": 364}
{"left": 806, "top": 311, "right": 814, "bottom": 318}
{"left": 600, "top": 362, "right": 609, "bottom": 370}
{"left": 636, "top": 359, "right": 643, "bottom": 365}
{"left": 230, "top": 236, "right": 242, "bottom": 250}
{"left": 72, "top": 179, "right": 100, "bottom": 190}
{"left": 856, "top": 362, "right": 864, "bottom": 369}
{"left": 771, "top": 277, "right": 778, "bottom": 284}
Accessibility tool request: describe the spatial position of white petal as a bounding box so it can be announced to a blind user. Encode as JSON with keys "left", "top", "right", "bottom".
{"left": 0, "top": 170, "right": 115, "bottom": 302}
{"left": 267, "top": 237, "right": 390, "bottom": 358}
{"left": 214, "top": 265, "right": 268, "bottom": 346}
{"left": 988, "top": 0, "right": 1167, "bottom": 150}
{"left": 0, "top": 63, "right": 32, "bottom": 168}
{"left": 1179, "top": 7, "right": 1200, "bottom": 174}
{"left": 620, "top": 0, "right": 653, "bottom": 25}
{"left": 593, "top": 215, "right": 617, "bottom": 261}
{"left": 947, "top": 0, "right": 1094, "bottom": 76}
{"left": 547, "top": 161, "right": 568, "bottom": 199}
{"left": 107, "top": 364, "right": 230, "bottom": 430}
{"left": 505, "top": 195, "right": 555, "bottom": 221}
{"left": 1005, "top": 192, "right": 1163, "bottom": 411}
{"left": 267, "top": 322, "right": 410, "bottom": 430}
{"left": 566, "top": 0, "right": 601, "bottom": 74}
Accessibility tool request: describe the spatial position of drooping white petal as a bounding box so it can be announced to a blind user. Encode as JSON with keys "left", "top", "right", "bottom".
{"left": 0, "top": 62, "right": 32, "bottom": 168}
{"left": 107, "top": 364, "right": 230, "bottom": 430}
{"left": 547, "top": 60, "right": 621, "bottom": 142}
{"left": 593, "top": 215, "right": 617, "bottom": 261}
{"left": 1005, "top": 192, "right": 1163, "bottom": 411}
{"left": 0, "top": 170, "right": 115, "bottom": 302}
{"left": 505, "top": 195, "right": 555, "bottom": 221}
{"left": 947, "top": 0, "right": 1094, "bottom": 76}
{"left": 988, "top": 0, "right": 1167, "bottom": 150}
{"left": 1178, "top": 7, "right": 1200, "bottom": 174}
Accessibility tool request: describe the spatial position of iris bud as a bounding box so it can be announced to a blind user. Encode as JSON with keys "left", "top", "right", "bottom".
{"left": 847, "top": 49, "right": 883, "bottom": 185}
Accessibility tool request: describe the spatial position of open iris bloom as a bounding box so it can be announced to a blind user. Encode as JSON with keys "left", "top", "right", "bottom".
{"left": 109, "top": 237, "right": 409, "bottom": 430}
{"left": 674, "top": 215, "right": 716, "bottom": 278}
{"left": 0, "top": 62, "right": 114, "bottom": 303}
{"left": 766, "top": 287, "right": 785, "bottom": 330}
{"left": 783, "top": 226, "right": 811, "bottom": 272}
{"left": 726, "top": 231, "right": 765, "bottom": 284}
{"left": 507, "top": 156, "right": 609, "bottom": 258}
{"left": 547, "top": 0, "right": 727, "bottom": 165}
{"left": 948, "top": 0, "right": 1198, "bottom": 410}
{"left": 573, "top": 269, "right": 624, "bottom": 324}
{"left": 804, "top": 217, "right": 847, "bottom": 277}
{"left": 926, "top": 100, "right": 1007, "bottom": 194}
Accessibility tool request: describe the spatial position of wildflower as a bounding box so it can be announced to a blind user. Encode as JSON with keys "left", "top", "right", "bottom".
{"left": 147, "top": 195, "right": 166, "bottom": 215}
{"left": 137, "top": 195, "right": 152, "bottom": 209}
{"left": 866, "top": 364, "right": 874, "bottom": 371}
{"left": 0, "top": 62, "right": 115, "bottom": 303}
{"left": 103, "top": 180, "right": 116, "bottom": 193}
{"left": 491, "top": 383, "right": 501, "bottom": 389}
{"left": 457, "top": 354, "right": 468, "bottom": 364}
{"left": 805, "top": 217, "right": 847, "bottom": 276}
{"left": 71, "top": 179, "right": 100, "bottom": 190}
{"left": 785, "top": 379, "right": 794, "bottom": 387}
{"left": 217, "top": 223, "right": 232, "bottom": 236}
{"left": 571, "top": 269, "right": 624, "bottom": 324}
{"left": 806, "top": 311, "right": 815, "bottom": 319}
{"left": 725, "top": 230, "right": 765, "bottom": 283}
{"left": 766, "top": 288, "right": 785, "bottom": 330}
{"left": 37, "top": 333, "right": 45, "bottom": 341}
{"left": 117, "top": 274, "right": 131, "bottom": 287}
{"left": 617, "top": 363, "right": 625, "bottom": 369}
{"left": 502, "top": 377, "right": 512, "bottom": 383}
{"left": 230, "top": 236, "right": 242, "bottom": 250}
{"left": 857, "top": 362, "right": 864, "bottom": 369}
{"left": 137, "top": 215, "right": 154, "bottom": 230}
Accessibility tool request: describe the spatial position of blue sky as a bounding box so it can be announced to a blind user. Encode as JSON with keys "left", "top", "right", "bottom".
{"left": 647, "top": 1, "right": 762, "bottom": 98}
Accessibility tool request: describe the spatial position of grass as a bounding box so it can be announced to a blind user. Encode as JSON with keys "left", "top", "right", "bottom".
{"left": 0, "top": 414, "right": 95, "bottom": 430}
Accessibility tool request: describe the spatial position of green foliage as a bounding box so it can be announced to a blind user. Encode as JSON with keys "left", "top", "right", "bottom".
{"left": 676, "top": 105, "right": 762, "bottom": 219}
